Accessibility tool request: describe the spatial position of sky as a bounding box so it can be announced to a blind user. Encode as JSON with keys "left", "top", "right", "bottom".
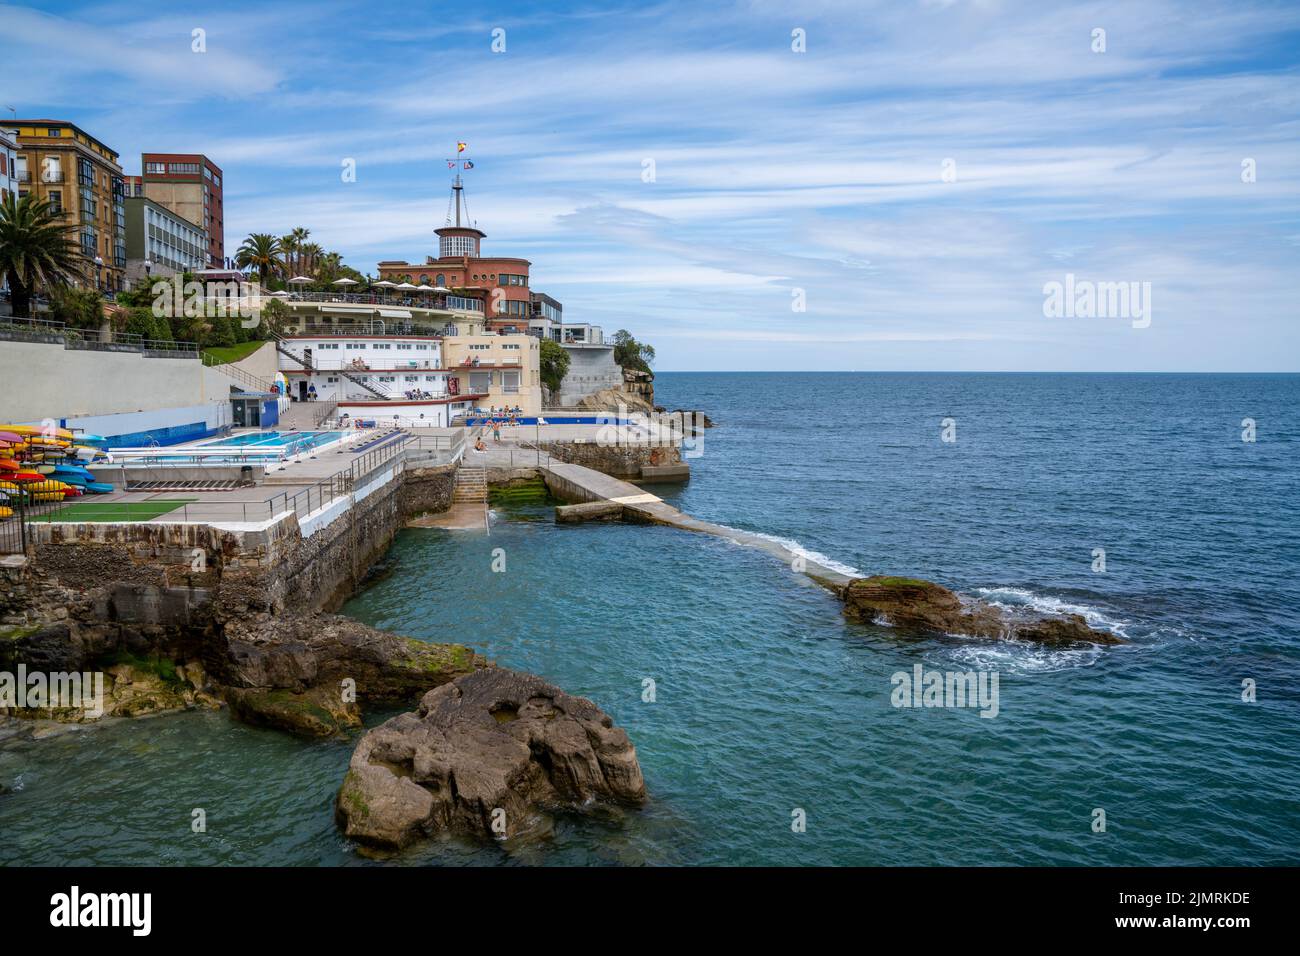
{"left": 3, "top": 0, "right": 1298, "bottom": 371}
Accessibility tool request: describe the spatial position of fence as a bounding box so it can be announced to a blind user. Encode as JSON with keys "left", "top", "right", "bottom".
{"left": 0, "top": 315, "right": 199, "bottom": 357}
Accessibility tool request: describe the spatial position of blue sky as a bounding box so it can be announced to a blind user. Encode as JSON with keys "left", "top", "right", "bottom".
{"left": 3, "top": 0, "right": 1298, "bottom": 370}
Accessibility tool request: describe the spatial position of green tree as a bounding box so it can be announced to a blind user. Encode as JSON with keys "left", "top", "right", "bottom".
{"left": 539, "top": 338, "right": 571, "bottom": 397}
{"left": 612, "top": 329, "right": 655, "bottom": 375}
{"left": 234, "top": 233, "right": 284, "bottom": 284}
{"left": 48, "top": 286, "right": 105, "bottom": 329}
{"left": 0, "top": 193, "right": 87, "bottom": 318}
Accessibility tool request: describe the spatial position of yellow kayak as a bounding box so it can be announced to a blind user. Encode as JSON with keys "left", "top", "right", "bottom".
{"left": 0, "top": 424, "right": 74, "bottom": 439}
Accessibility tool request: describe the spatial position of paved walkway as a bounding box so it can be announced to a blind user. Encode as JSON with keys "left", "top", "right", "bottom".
{"left": 540, "top": 461, "right": 854, "bottom": 591}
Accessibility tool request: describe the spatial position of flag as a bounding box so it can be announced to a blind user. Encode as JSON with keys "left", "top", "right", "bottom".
{"left": 457, "top": 142, "right": 467, "bottom": 153}
{"left": 447, "top": 161, "right": 455, "bottom": 168}
{"left": 463, "top": 160, "right": 474, "bottom": 169}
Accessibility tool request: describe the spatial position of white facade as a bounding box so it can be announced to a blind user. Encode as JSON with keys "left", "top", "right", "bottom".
{"left": 529, "top": 316, "right": 605, "bottom": 345}
{"left": 278, "top": 335, "right": 450, "bottom": 403}
{"left": 134, "top": 197, "right": 207, "bottom": 276}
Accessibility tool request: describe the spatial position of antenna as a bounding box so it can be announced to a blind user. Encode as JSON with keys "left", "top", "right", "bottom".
{"left": 443, "top": 142, "right": 475, "bottom": 228}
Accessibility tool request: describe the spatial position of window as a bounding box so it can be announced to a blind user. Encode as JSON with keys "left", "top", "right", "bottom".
{"left": 47, "top": 190, "right": 62, "bottom": 213}
{"left": 168, "top": 162, "right": 200, "bottom": 175}
{"left": 145, "top": 162, "right": 166, "bottom": 175}
{"left": 436, "top": 274, "right": 445, "bottom": 286}
{"left": 47, "top": 128, "right": 61, "bottom": 137}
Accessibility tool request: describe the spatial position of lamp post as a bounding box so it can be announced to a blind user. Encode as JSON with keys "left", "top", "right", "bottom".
{"left": 144, "top": 258, "right": 153, "bottom": 279}
{"left": 93, "top": 255, "right": 104, "bottom": 294}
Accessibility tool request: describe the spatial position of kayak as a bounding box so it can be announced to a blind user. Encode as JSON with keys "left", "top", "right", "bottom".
{"left": 52, "top": 464, "right": 93, "bottom": 479}
{"left": 83, "top": 481, "right": 115, "bottom": 494}
{"left": 0, "top": 424, "right": 74, "bottom": 439}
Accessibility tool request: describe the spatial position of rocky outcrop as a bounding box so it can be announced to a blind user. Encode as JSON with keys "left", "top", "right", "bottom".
{"left": 336, "top": 668, "right": 647, "bottom": 849}
{"left": 841, "top": 576, "right": 1124, "bottom": 646}
{"left": 574, "top": 387, "right": 655, "bottom": 415}
{"left": 211, "top": 613, "right": 486, "bottom": 737}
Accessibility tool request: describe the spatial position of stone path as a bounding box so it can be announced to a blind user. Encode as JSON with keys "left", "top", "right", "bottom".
{"left": 540, "top": 461, "right": 854, "bottom": 591}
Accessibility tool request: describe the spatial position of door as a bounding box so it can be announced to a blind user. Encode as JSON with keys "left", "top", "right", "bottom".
{"left": 298, "top": 380, "right": 308, "bottom": 401}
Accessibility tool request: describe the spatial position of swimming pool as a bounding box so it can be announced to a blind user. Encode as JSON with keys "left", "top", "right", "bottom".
{"left": 204, "top": 431, "right": 341, "bottom": 452}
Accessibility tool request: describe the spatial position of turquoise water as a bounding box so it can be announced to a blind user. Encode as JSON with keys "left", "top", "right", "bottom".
{"left": 205, "top": 431, "right": 338, "bottom": 450}
{"left": 1, "top": 373, "right": 1297, "bottom": 865}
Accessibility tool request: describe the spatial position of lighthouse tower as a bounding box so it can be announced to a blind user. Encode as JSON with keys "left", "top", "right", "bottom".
{"left": 435, "top": 175, "right": 486, "bottom": 259}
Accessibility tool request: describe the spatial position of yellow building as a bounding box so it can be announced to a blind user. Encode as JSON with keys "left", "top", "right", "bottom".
{"left": 13, "top": 119, "right": 126, "bottom": 293}
{"left": 442, "top": 334, "right": 541, "bottom": 415}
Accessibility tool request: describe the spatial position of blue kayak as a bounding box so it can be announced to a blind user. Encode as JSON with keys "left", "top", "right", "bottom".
{"left": 82, "top": 481, "right": 114, "bottom": 494}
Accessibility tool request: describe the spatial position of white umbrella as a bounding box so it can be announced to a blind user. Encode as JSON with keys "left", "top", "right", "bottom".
{"left": 270, "top": 290, "right": 291, "bottom": 297}
{"left": 416, "top": 284, "right": 434, "bottom": 291}
{"left": 395, "top": 282, "right": 417, "bottom": 290}
{"left": 431, "top": 286, "right": 450, "bottom": 293}
{"left": 373, "top": 280, "right": 396, "bottom": 288}
{"left": 332, "top": 278, "right": 359, "bottom": 286}
{"left": 288, "top": 275, "right": 313, "bottom": 285}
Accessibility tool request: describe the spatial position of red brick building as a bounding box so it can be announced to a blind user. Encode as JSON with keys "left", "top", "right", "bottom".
{"left": 129, "top": 153, "right": 225, "bottom": 267}
{"left": 377, "top": 176, "right": 532, "bottom": 330}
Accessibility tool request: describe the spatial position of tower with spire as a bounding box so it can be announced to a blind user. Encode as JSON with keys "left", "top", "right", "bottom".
{"left": 436, "top": 174, "right": 486, "bottom": 260}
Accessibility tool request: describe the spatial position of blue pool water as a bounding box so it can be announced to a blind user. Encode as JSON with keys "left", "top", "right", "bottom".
{"left": 2, "top": 373, "right": 1296, "bottom": 865}
{"left": 205, "top": 431, "right": 339, "bottom": 450}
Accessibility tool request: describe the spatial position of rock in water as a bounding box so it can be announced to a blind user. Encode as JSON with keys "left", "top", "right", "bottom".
{"left": 841, "top": 575, "right": 1124, "bottom": 646}
{"left": 335, "top": 668, "right": 647, "bottom": 849}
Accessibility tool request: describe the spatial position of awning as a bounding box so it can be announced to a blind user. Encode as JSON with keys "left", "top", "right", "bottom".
{"left": 378, "top": 309, "right": 413, "bottom": 319}
{"left": 318, "top": 305, "right": 375, "bottom": 314}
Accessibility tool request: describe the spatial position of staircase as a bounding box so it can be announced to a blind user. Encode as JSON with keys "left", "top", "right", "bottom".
{"left": 272, "top": 331, "right": 388, "bottom": 400}
{"left": 452, "top": 464, "right": 488, "bottom": 504}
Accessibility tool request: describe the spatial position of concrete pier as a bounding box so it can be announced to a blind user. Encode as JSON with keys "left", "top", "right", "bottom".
{"left": 540, "top": 462, "right": 853, "bottom": 591}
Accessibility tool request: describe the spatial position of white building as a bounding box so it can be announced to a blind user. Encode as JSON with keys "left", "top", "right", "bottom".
{"left": 124, "top": 195, "right": 207, "bottom": 280}
{"left": 277, "top": 333, "right": 480, "bottom": 427}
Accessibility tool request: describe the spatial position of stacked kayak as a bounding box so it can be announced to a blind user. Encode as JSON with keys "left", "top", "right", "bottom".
{"left": 0, "top": 425, "right": 114, "bottom": 512}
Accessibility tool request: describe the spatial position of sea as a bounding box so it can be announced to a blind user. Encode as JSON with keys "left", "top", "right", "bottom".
{"left": 2, "top": 372, "right": 1297, "bottom": 865}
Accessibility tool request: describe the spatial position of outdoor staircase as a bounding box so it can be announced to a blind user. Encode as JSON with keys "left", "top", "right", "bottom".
{"left": 452, "top": 464, "right": 488, "bottom": 503}
{"left": 271, "top": 331, "right": 388, "bottom": 400}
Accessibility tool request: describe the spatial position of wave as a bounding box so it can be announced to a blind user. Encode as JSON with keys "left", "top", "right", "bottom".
{"left": 973, "top": 586, "right": 1132, "bottom": 640}
{"left": 712, "top": 523, "right": 864, "bottom": 577}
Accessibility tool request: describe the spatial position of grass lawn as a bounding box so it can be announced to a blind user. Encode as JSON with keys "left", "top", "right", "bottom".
{"left": 31, "top": 499, "right": 198, "bottom": 523}
{"left": 202, "top": 340, "right": 267, "bottom": 365}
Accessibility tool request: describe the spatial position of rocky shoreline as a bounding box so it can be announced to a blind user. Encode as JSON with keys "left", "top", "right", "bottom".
{"left": 841, "top": 576, "right": 1123, "bottom": 645}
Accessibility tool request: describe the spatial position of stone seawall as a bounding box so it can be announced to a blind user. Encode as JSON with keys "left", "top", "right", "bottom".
{"left": 399, "top": 463, "right": 457, "bottom": 518}
{"left": 24, "top": 457, "right": 463, "bottom": 623}
{"left": 541, "top": 440, "right": 683, "bottom": 479}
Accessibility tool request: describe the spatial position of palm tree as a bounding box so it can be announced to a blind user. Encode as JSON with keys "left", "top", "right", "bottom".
{"left": 234, "top": 233, "right": 284, "bottom": 284}
{"left": 316, "top": 251, "right": 344, "bottom": 284}
{"left": 0, "top": 193, "right": 87, "bottom": 318}
{"left": 279, "top": 233, "right": 298, "bottom": 275}
{"left": 299, "top": 241, "right": 323, "bottom": 276}
{"left": 290, "top": 227, "right": 310, "bottom": 272}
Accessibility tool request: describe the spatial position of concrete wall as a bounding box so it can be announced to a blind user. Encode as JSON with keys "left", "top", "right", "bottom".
{"left": 557, "top": 345, "right": 624, "bottom": 405}
{"left": 0, "top": 338, "right": 242, "bottom": 429}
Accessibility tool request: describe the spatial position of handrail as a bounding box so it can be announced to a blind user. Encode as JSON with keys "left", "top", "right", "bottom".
{"left": 201, "top": 350, "right": 275, "bottom": 392}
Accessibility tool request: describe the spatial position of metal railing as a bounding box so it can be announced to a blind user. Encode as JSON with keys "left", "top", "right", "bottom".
{"left": 0, "top": 316, "right": 199, "bottom": 357}
{"left": 272, "top": 291, "right": 484, "bottom": 312}
{"left": 201, "top": 351, "right": 275, "bottom": 391}
{"left": 1, "top": 434, "right": 414, "bottom": 543}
